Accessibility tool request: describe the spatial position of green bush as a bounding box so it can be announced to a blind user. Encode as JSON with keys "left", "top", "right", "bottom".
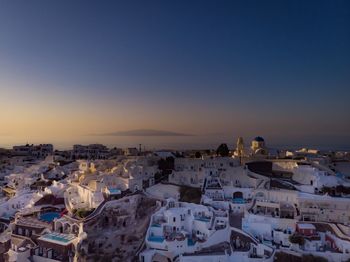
{"left": 216, "top": 143, "right": 229, "bottom": 157}
{"left": 75, "top": 208, "right": 94, "bottom": 218}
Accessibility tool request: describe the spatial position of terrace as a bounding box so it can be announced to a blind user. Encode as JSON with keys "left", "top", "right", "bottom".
{"left": 252, "top": 206, "right": 279, "bottom": 218}
{"left": 206, "top": 182, "right": 222, "bottom": 190}
{"left": 165, "top": 231, "right": 187, "bottom": 242}
{"left": 148, "top": 230, "right": 189, "bottom": 244}
{"left": 215, "top": 220, "right": 226, "bottom": 230}
{"left": 151, "top": 215, "right": 167, "bottom": 227}
{"left": 231, "top": 230, "right": 256, "bottom": 252}
{"left": 183, "top": 242, "right": 231, "bottom": 256}
{"left": 280, "top": 202, "right": 296, "bottom": 219}
{"left": 16, "top": 217, "right": 51, "bottom": 229}
{"left": 251, "top": 200, "right": 282, "bottom": 218}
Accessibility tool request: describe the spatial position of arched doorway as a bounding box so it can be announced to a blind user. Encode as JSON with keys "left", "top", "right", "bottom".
{"left": 233, "top": 191, "right": 243, "bottom": 199}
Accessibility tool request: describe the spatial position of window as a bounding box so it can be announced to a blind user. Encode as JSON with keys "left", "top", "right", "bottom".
{"left": 173, "top": 217, "right": 176, "bottom": 222}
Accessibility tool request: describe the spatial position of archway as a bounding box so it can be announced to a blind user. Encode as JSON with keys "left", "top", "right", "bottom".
{"left": 233, "top": 191, "right": 243, "bottom": 199}
{"left": 255, "top": 191, "right": 265, "bottom": 199}
{"left": 72, "top": 224, "right": 79, "bottom": 235}
{"left": 63, "top": 223, "right": 71, "bottom": 233}
{"left": 55, "top": 221, "right": 63, "bottom": 233}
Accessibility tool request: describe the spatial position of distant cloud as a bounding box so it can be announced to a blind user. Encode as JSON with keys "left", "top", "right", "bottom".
{"left": 93, "top": 129, "right": 193, "bottom": 137}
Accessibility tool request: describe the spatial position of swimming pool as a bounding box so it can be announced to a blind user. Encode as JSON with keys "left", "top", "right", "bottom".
{"left": 148, "top": 235, "right": 164, "bottom": 243}
{"left": 232, "top": 198, "right": 245, "bottom": 204}
{"left": 40, "top": 233, "right": 76, "bottom": 244}
{"left": 187, "top": 238, "right": 196, "bottom": 246}
{"left": 40, "top": 212, "right": 60, "bottom": 222}
{"left": 108, "top": 188, "right": 121, "bottom": 195}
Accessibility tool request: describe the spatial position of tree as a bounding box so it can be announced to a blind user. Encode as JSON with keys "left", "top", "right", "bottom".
{"left": 289, "top": 234, "right": 305, "bottom": 246}
{"left": 195, "top": 151, "right": 202, "bottom": 158}
{"left": 321, "top": 186, "right": 333, "bottom": 195}
{"left": 216, "top": 143, "right": 229, "bottom": 157}
{"left": 75, "top": 208, "right": 94, "bottom": 218}
{"left": 154, "top": 172, "right": 163, "bottom": 182}
{"left": 158, "top": 157, "right": 174, "bottom": 174}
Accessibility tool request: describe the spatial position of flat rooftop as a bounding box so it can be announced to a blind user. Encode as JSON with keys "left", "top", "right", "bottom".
{"left": 297, "top": 223, "right": 316, "bottom": 230}
{"left": 17, "top": 217, "right": 51, "bottom": 229}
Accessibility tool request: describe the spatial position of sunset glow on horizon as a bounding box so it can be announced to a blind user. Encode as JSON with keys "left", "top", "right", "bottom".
{"left": 1, "top": 1, "right": 349, "bottom": 149}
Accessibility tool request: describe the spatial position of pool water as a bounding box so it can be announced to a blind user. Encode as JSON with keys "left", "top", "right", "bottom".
{"left": 188, "top": 238, "right": 196, "bottom": 246}
{"left": 40, "top": 212, "right": 60, "bottom": 222}
{"left": 108, "top": 188, "right": 121, "bottom": 195}
{"left": 232, "top": 198, "right": 245, "bottom": 204}
{"left": 148, "top": 235, "right": 164, "bottom": 243}
{"left": 41, "top": 233, "right": 75, "bottom": 243}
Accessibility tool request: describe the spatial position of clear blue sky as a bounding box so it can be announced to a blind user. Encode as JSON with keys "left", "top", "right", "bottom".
{"left": 0, "top": 0, "right": 349, "bottom": 149}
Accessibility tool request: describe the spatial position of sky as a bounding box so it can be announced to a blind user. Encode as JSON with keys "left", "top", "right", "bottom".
{"left": 0, "top": 0, "right": 349, "bottom": 150}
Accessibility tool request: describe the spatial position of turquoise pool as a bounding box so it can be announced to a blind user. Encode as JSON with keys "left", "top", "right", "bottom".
{"left": 40, "top": 212, "right": 60, "bottom": 222}
{"left": 232, "top": 198, "right": 245, "bottom": 204}
{"left": 148, "top": 235, "right": 164, "bottom": 243}
{"left": 188, "top": 238, "right": 196, "bottom": 246}
{"left": 108, "top": 188, "right": 121, "bottom": 194}
{"left": 41, "top": 233, "right": 75, "bottom": 243}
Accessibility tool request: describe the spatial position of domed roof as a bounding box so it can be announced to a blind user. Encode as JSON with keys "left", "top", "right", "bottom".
{"left": 253, "top": 136, "right": 265, "bottom": 142}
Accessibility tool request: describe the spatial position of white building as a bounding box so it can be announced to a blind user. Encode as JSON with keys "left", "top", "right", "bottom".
{"left": 141, "top": 199, "right": 229, "bottom": 261}
{"left": 12, "top": 144, "right": 53, "bottom": 158}
{"left": 72, "top": 144, "right": 109, "bottom": 160}
{"left": 169, "top": 157, "right": 241, "bottom": 188}
{"left": 65, "top": 158, "right": 158, "bottom": 212}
